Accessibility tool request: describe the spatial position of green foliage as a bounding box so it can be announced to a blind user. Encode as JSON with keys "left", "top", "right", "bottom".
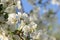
{"left": 13, "top": 37, "right": 16, "bottom": 40}
{"left": 0, "top": 4, "right": 3, "bottom": 11}
{"left": 4, "top": 13, "right": 8, "bottom": 20}
{"left": 0, "top": 4, "right": 3, "bottom": 16}
{"left": 30, "top": 10, "right": 33, "bottom": 13}
{"left": 48, "top": 10, "right": 54, "bottom": 14}
{"left": 45, "top": 10, "right": 54, "bottom": 18}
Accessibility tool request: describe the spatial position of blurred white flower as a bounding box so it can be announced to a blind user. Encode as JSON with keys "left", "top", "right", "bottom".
{"left": 0, "top": 24, "right": 8, "bottom": 31}
{"left": 51, "top": 0, "right": 60, "bottom": 5}
{"left": 23, "top": 13, "right": 28, "bottom": 17}
{"left": 1, "top": 0, "right": 8, "bottom": 3}
{"left": 8, "top": 35, "right": 13, "bottom": 40}
{"left": 18, "top": 20, "right": 25, "bottom": 30}
{"left": 0, "top": 0, "right": 57, "bottom": 40}
{"left": 29, "top": 16, "right": 34, "bottom": 22}
{"left": 30, "top": 30, "right": 43, "bottom": 40}
{"left": 33, "top": 32, "right": 41, "bottom": 40}
{"left": 7, "top": 24, "right": 17, "bottom": 32}
{"left": 29, "top": 22, "right": 37, "bottom": 31}
{"left": 18, "top": 12, "right": 22, "bottom": 18}
{"left": 7, "top": 13, "right": 18, "bottom": 24}
{"left": 18, "top": 12, "right": 28, "bottom": 18}
{"left": 0, "top": 28, "right": 8, "bottom": 40}
{"left": 22, "top": 21, "right": 37, "bottom": 35}
{"left": 0, "top": 34, "right": 3, "bottom": 40}
{"left": 22, "top": 25, "right": 30, "bottom": 35}
{"left": 5, "top": 5, "right": 16, "bottom": 13}
{"left": 16, "top": 0, "right": 21, "bottom": 9}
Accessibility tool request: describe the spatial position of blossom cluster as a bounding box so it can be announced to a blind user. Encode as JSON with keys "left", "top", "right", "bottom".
{"left": 0, "top": 0, "right": 56, "bottom": 40}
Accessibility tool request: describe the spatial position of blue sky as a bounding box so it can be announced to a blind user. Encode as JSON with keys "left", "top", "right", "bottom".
{"left": 21, "top": 0, "right": 33, "bottom": 13}
{"left": 21, "top": 0, "right": 60, "bottom": 24}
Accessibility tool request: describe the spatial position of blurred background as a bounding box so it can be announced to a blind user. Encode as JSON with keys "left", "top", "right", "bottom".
{"left": 22, "top": 0, "right": 60, "bottom": 40}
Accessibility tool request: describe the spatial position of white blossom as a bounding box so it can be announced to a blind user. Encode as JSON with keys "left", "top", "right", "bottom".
{"left": 7, "top": 13, "right": 18, "bottom": 24}
{"left": 23, "top": 13, "right": 28, "bottom": 17}
{"left": 18, "top": 20, "right": 25, "bottom": 30}
{"left": 0, "top": 0, "right": 57, "bottom": 40}
{"left": 16, "top": 0, "right": 21, "bottom": 9}
{"left": 51, "top": 0, "right": 60, "bottom": 5}
{"left": 30, "top": 30, "right": 43, "bottom": 40}
{"left": 18, "top": 12, "right": 22, "bottom": 18}
{"left": 29, "top": 16, "right": 34, "bottom": 22}
{"left": 0, "top": 28, "right": 8, "bottom": 40}
{"left": 22, "top": 25, "right": 30, "bottom": 33}
{"left": 5, "top": 5, "right": 16, "bottom": 13}
{"left": 1, "top": 0, "right": 8, "bottom": 3}
{"left": 29, "top": 22, "right": 37, "bottom": 31}
{"left": 0, "top": 34, "right": 3, "bottom": 40}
